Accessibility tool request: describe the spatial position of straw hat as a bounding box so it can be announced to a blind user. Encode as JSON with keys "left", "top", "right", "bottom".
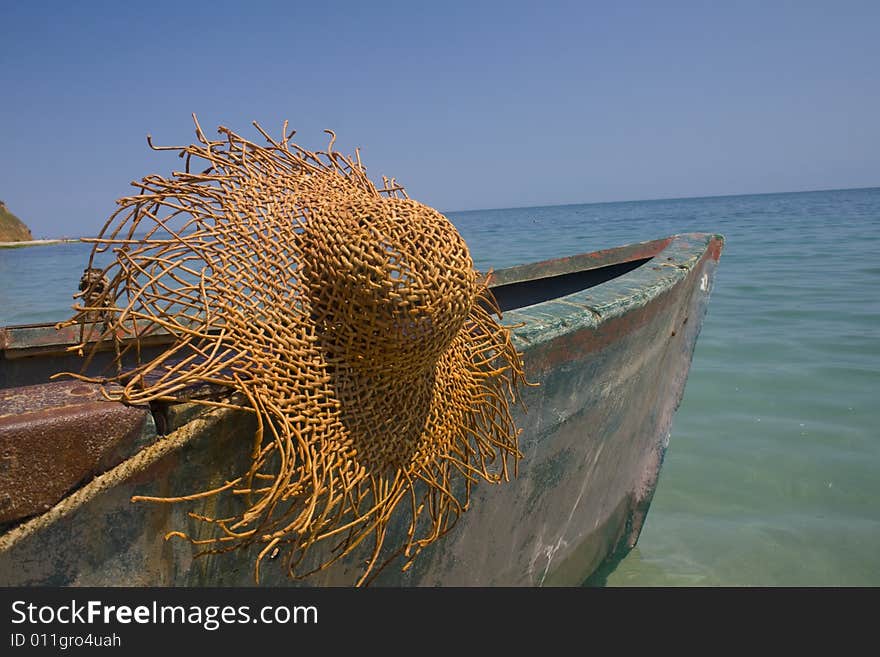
{"left": 62, "top": 119, "right": 526, "bottom": 585}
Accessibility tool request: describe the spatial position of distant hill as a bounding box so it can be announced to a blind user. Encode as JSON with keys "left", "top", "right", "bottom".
{"left": 0, "top": 200, "right": 34, "bottom": 242}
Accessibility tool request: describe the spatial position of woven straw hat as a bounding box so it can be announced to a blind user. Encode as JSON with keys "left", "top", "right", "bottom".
{"left": 62, "top": 119, "right": 526, "bottom": 585}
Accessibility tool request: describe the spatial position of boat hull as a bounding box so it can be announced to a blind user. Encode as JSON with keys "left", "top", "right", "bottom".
{"left": 0, "top": 233, "right": 722, "bottom": 586}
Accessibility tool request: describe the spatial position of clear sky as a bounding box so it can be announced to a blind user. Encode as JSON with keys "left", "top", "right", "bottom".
{"left": 2, "top": 0, "right": 878, "bottom": 237}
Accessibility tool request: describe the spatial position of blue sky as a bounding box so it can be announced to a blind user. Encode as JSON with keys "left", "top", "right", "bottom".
{"left": 1, "top": 1, "right": 878, "bottom": 237}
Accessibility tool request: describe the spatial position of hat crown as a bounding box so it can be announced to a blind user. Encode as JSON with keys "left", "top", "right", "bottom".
{"left": 301, "top": 196, "right": 477, "bottom": 374}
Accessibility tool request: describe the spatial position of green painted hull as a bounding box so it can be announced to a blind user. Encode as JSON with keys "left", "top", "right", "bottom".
{"left": 0, "top": 233, "right": 722, "bottom": 586}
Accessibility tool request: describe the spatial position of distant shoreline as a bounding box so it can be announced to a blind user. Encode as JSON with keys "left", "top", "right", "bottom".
{"left": 0, "top": 238, "right": 83, "bottom": 249}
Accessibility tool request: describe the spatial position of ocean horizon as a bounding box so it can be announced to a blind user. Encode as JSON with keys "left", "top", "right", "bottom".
{"left": 7, "top": 184, "right": 877, "bottom": 243}
{"left": 446, "top": 184, "right": 878, "bottom": 215}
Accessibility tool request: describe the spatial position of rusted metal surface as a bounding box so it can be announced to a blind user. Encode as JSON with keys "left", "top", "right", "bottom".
{"left": 0, "top": 232, "right": 722, "bottom": 586}
{"left": 0, "top": 381, "right": 154, "bottom": 523}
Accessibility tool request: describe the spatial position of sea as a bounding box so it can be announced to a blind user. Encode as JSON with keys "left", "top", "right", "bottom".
{"left": 1, "top": 186, "right": 878, "bottom": 586}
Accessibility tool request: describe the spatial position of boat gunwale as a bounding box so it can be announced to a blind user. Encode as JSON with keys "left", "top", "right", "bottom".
{"left": 503, "top": 232, "right": 723, "bottom": 352}
{"left": 0, "top": 233, "right": 722, "bottom": 360}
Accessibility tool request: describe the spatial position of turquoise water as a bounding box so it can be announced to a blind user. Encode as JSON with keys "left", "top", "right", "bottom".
{"left": 2, "top": 187, "right": 878, "bottom": 585}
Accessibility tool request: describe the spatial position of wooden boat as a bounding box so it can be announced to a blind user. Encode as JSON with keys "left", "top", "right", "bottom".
{"left": 0, "top": 232, "right": 723, "bottom": 586}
